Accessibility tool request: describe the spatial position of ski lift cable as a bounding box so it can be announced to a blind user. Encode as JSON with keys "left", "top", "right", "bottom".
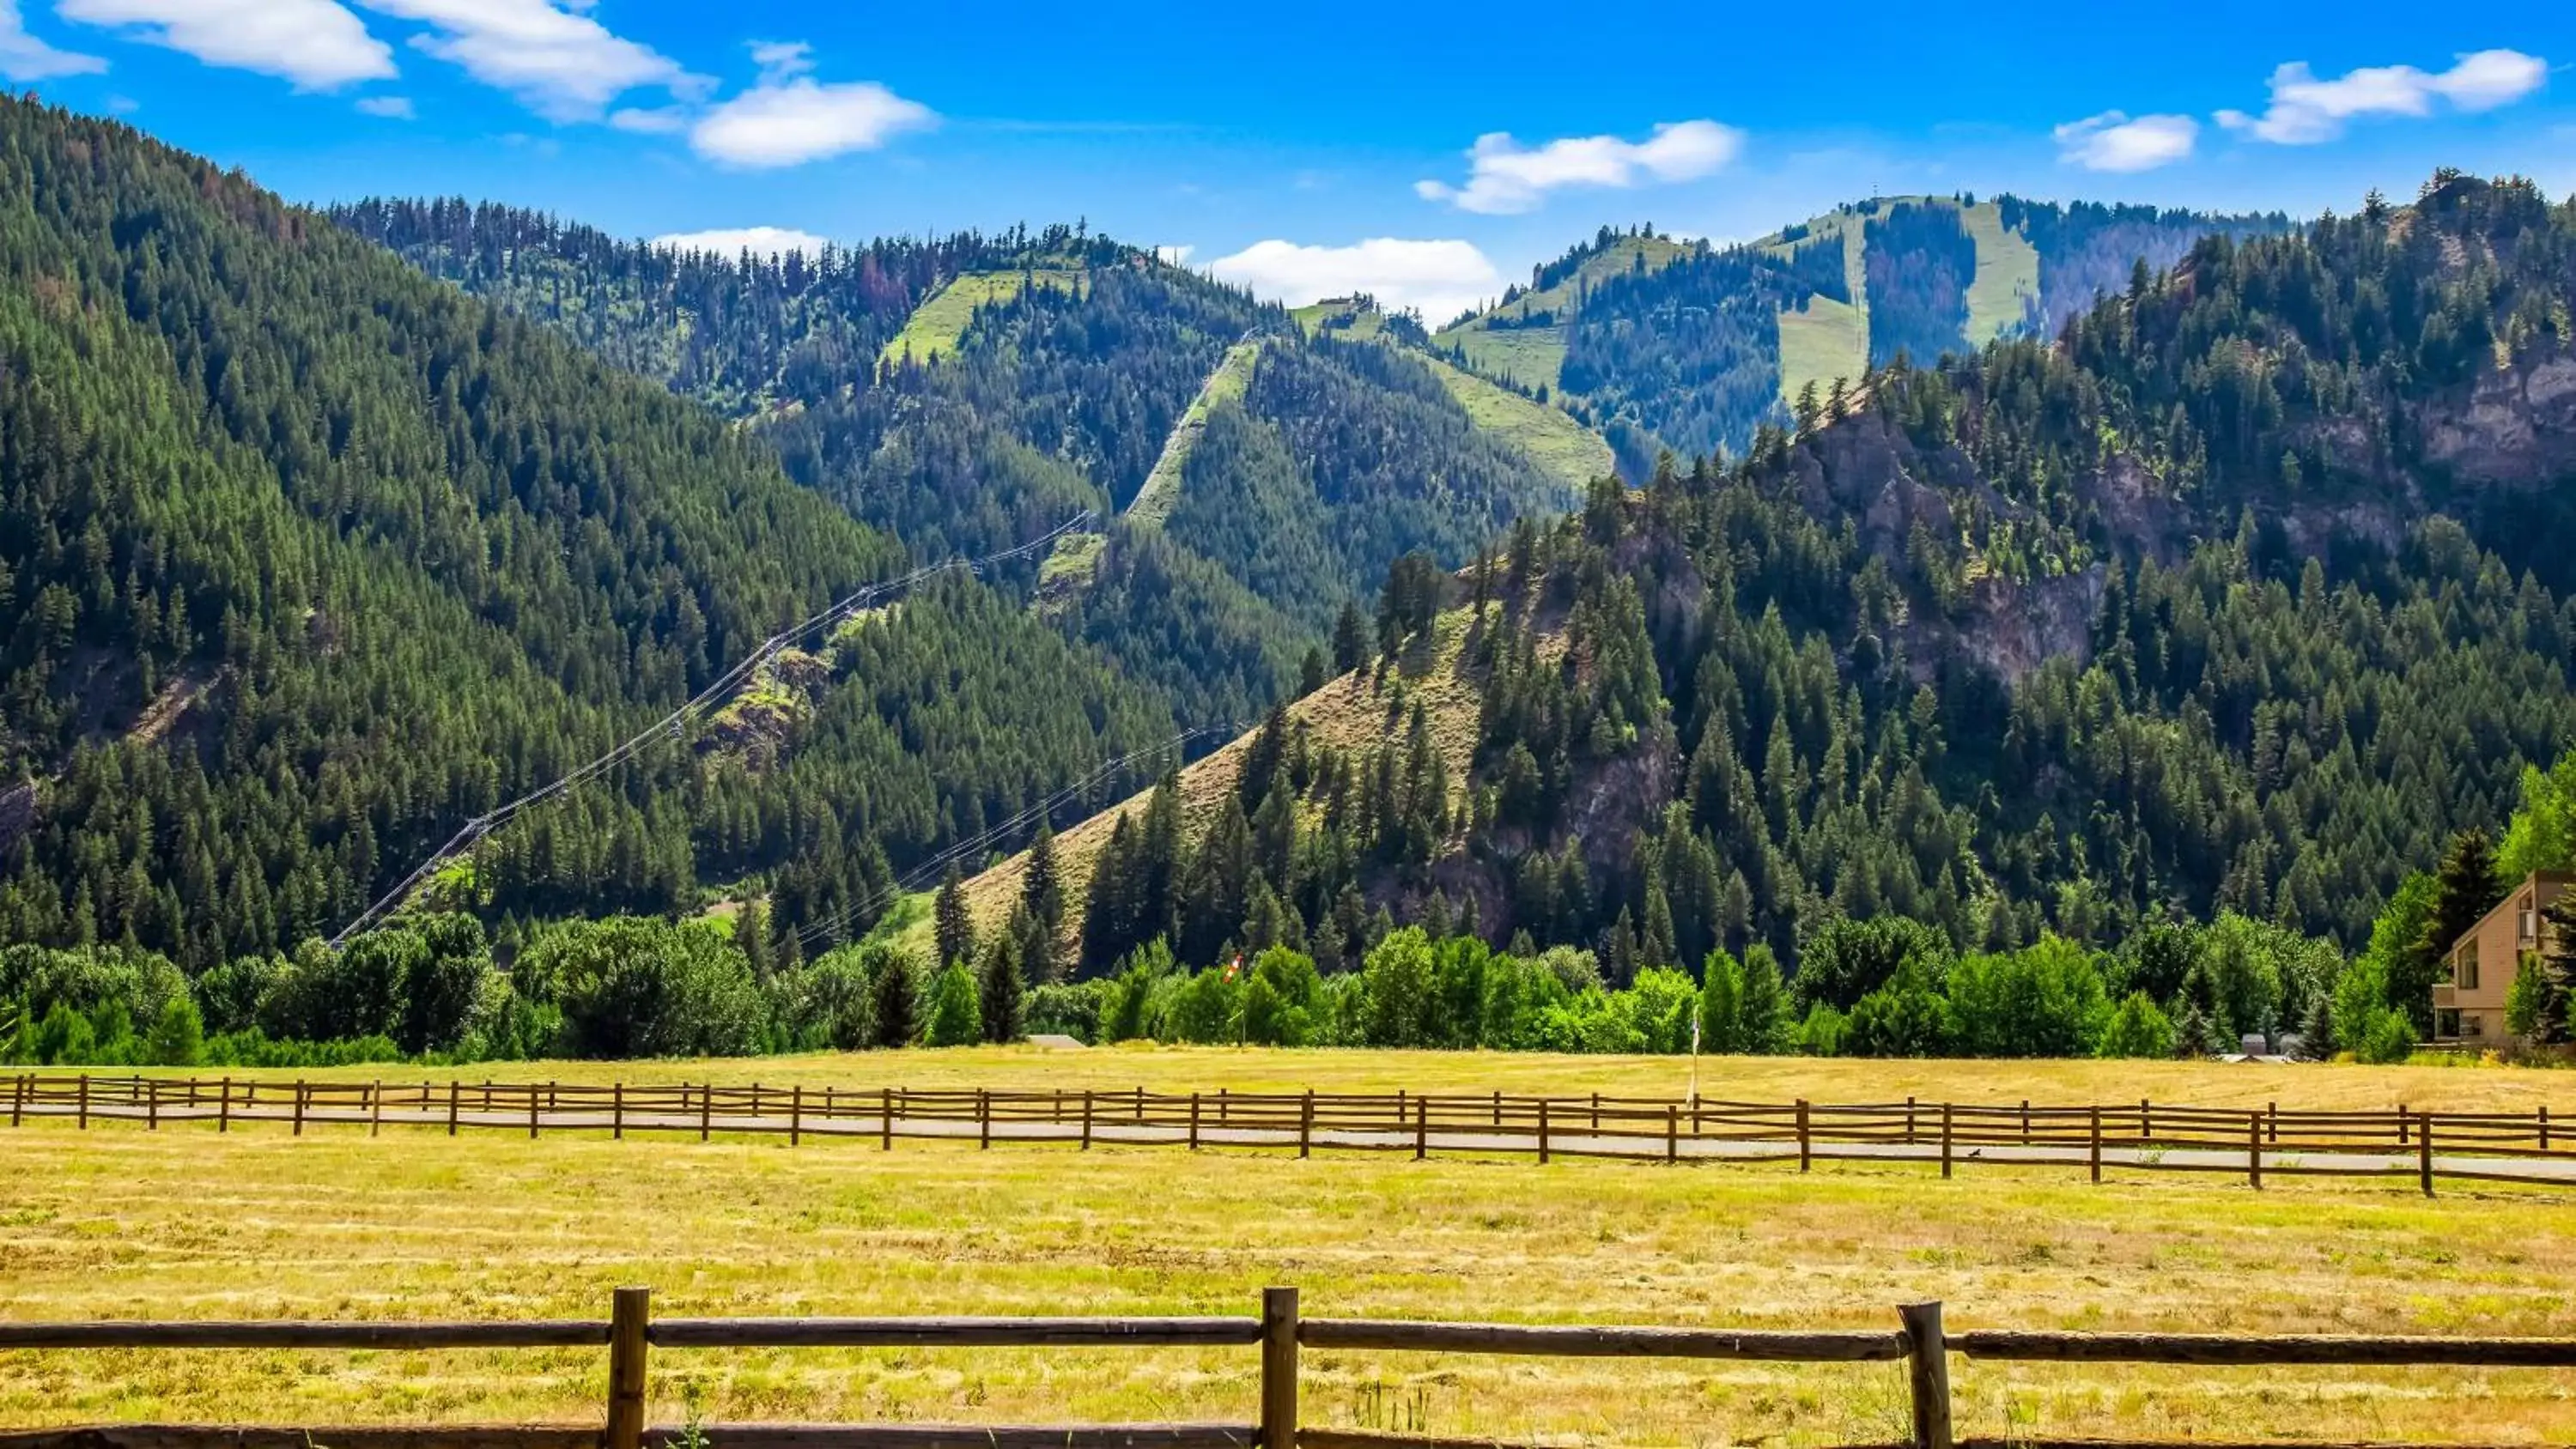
{"left": 327, "top": 512, "right": 1097, "bottom": 948}
{"left": 789, "top": 721, "right": 1228, "bottom": 953}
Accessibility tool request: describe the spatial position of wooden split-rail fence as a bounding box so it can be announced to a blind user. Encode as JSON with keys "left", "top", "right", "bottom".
{"left": 8, "top": 1073, "right": 2574, "bottom": 1194}
{"left": 3, "top": 1288, "right": 2574, "bottom": 1449}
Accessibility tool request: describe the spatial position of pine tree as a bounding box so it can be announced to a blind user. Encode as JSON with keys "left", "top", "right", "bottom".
{"left": 1021, "top": 822, "right": 1065, "bottom": 936}
{"left": 934, "top": 864, "right": 975, "bottom": 968}
{"left": 1332, "top": 601, "right": 1369, "bottom": 676}
{"left": 1240, "top": 706, "right": 1289, "bottom": 809}
{"left": 2419, "top": 828, "right": 2505, "bottom": 1000}
{"left": 733, "top": 897, "right": 775, "bottom": 979}
{"left": 1642, "top": 883, "right": 1677, "bottom": 970}
{"left": 979, "top": 931, "right": 1025, "bottom": 1043}
{"left": 2534, "top": 894, "right": 2576, "bottom": 1046}
{"left": 870, "top": 949, "right": 920, "bottom": 1048}
{"left": 1081, "top": 813, "right": 1139, "bottom": 974}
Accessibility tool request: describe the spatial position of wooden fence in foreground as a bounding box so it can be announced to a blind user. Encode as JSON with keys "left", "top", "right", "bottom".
{"left": 4, "top": 1288, "right": 2576, "bottom": 1449}
{"left": 9, "top": 1073, "right": 2575, "bottom": 1194}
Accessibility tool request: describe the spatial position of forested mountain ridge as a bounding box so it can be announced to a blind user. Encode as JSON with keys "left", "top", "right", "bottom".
{"left": 0, "top": 100, "right": 1614, "bottom": 971}
{"left": 1433, "top": 198, "right": 2293, "bottom": 465}
{"left": 0, "top": 98, "right": 1186, "bottom": 964}
{"left": 964, "top": 173, "right": 2576, "bottom": 987}
{"left": 340, "top": 198, "right": 1593, "bottom": 723}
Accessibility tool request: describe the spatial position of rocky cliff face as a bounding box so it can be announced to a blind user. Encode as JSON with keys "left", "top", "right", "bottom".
{"left": 2421, "top": 352, "right": 2576, "bottom": 489}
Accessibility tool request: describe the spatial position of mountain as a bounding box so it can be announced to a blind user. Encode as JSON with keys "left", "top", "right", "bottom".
{"left": 1434, "top": 198, "right": 2292, "bottom": 466}
{"left": 0, "top": 99, "right": 1185, "bottom": 965}
{"left": 333, "top": 202, "right": 1601, "bottom": 719}
{"left": 0, "top": 100, "right": 1619, "bottom": 971}
{"left": 955, "top": 173, "right": 2576, "bottom": 979}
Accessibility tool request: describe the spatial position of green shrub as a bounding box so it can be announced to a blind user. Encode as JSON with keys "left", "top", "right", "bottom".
{"left": 2356, "top": 1007, "right": 2417, "bottom": 1064}
{"left": 523, "top": 917, "right": 766, "bottom": 1058}
{"left": 922, "top": 964, "right": 982, "bottom": 1047}
{"left": 1024, "top": 981, "right": 1107, "bottom": 1042}
{"left": 2095, "top": 991, "right": 2178, "bottom": 1058}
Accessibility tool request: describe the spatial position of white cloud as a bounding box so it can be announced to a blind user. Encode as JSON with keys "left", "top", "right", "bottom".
{"left": 1206, "top": 238, "right": 1504, "bottom": 326}
{"left": 2216, "top": 49, "right": 2548, "bottom": 144}
{"left": 0, "top": 0, "right": 104, "bottom": 80}
{"left": 652, "top": 226, "right": 832, "bottom": 258}
{"left": 58, "top": 0, "right": 392, "bottom": 88}
{"left": 2053, "top": 111, "right": 2197, "bottom": 172}
{"left": 609, "top": 104, "right": 687, "bottom": 134}
{"left": 688, "top": 39, "right": 933, "bottom": 167}
{"left": 1155, "top": 244, "right": 1194, "bottom": 266}
{"left": 353, "top": 0, "right": 700, "bottom": 121}
{"left": 355, "top": 94, "right": 413, "bottom": 118}
{"left": 1416, "top": 119, "right": 1744, "bottom": 215}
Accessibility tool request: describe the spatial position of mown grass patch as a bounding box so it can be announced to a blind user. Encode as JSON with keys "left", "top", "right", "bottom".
{"left": 1776, "top": 293, "right": 1869, "bottom": 409}
{"left": 878, "top": 270, "right": 1082, "bottom": 369}
{"left": 1420, "top": 355, "right": 1611, "bottom": 497}
{"left": 1123, "top": 338, "right": 1262, "bottom": 529}
{"left": 1959, "top": 200, "right": 2041, "bottom": 346}
{"left": 4, "top": 1058, "right": 2572, "bottom": 1443}
{"left": 1438, "top": 324, "right": 1564, "bottom": 392}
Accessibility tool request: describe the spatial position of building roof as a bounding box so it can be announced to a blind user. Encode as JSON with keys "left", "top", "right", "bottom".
{"left": 2449, "top": 870, "right": 2573, "bottom": 959}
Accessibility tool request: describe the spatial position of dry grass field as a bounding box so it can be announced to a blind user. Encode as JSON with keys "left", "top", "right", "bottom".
{"left": 4, "top": 1050, "right": 2574, "bottom": 1445}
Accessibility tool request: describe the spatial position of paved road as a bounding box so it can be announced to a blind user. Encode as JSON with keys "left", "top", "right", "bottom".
{"left": 20, "top": 1102, "right": 2575, "bottom": 1188}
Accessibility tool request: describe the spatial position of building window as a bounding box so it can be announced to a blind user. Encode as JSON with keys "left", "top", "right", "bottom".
{"left": 2521, "top": 908, "right": 2538, "bottom": 946}
{"left": 2458, "top": 939, "right": 2480, "bottom": 991}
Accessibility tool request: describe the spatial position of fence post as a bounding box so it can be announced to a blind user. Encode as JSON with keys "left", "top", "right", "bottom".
{"left": 145, "top": 1078, "right": 159, "bottom": 1131}
{"left": 1260, "top": 1286, "right": 1299, "bottom": 1449}
{"left": 1899, "top": 1301, "right": 1953, "bottom": 1449}
{"left": 1491, "top": 1090, "right": 1501, "bottom": 1128}
{"left": 1939, "top": 1103, "right": 1952, "bottom": 1179}
{"left": 791, "top": 1085, "right": 804, "bottom": 1148}
{"left": 979, "top": 1088, "right": 991, "bottom": 1151}
{"left": 1135, "top": 1086, "right": 1145, "bottom": 1123}
{"left": 528, "top": 1084, "right": 540, "bottom": 1140}
{"left": 1797, "top": 1100, "right": 1812, "bottom": 1173}
{"left": 1080, "top": 1090, "right": 1094, "bottom": 1151}
{"left": 612, "top": 1082, "right": 624, "bottom": 1142}
{"left": 2542, "top": 1105, "right": 2552, "bottom": 1153}
{"left": 10, "top": 1073, "right": 23, "bottom": 1129}
{"left": 2247, "top": 1112, "right": 2263, "bottom": 1190}
{"left": 1189, "top": 1092, "right": 1200, "bottom": 1151}
{"left": 1665, "top": 1103, "right": 1677, "bottom": 1165}
{"left": 78, "top": 1076, "right": 90, "bottom": 1131}
{"left": 1538, "top": 1098, "right": 1551, "bottom": 1165}
{"left": 2088, "top": 1106, "right": 2101, "bottom": 1184}
{"left": 447, "top": 1081, "right": 459, "bottom": 1137}
{"left": 2267, "top": 1101, "right": 2279, "bottom": 1143}
{"left": 2140, "top": 1098, "right": 2151, "bottom": 1143}
{"left": 289, "top": 1080, "right": 302, "bottom": 1137}
{"left": 2020, "top": 1100, "right": 2031, "bottom": 1146}
{"left": 881, "top": 1088, "right": 893, "bottom": 1150}
{"left": 1590, "top": 1091, "right": 1600, "bottom": 1131}
{"left": 368, "top": 1080, "right": 381, "bottom": 1137}
{"left": 1219, "top": 1087, "right": 1230, "bottom": 1125}
{"left": 2419, "top": 1110, "right": 2435, "bottom": 1197}
{"left": 605, "top": 1286, "right": 650, "bottom": 1449}
{"left": 1299, "top": 1090, "right": 1314, "bottom": 1159}
{"left": 1415, "top": 1095, "right": 1428, "bottom": 1161}
{"left": 2397, "top": 1104, "right": 2409, "bottom": 1146}
{"left": 1905, "top": 1096, "right": 1917, "bottom": 1145}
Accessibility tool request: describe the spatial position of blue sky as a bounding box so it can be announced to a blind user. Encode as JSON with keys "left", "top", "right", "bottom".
{"left": 7, "top": 0, "right": 2570, "bottom": 324}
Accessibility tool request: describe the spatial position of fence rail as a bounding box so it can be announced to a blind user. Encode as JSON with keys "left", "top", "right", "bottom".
{"left": 7, "top": 1073, "right": 2572, "bottom": 1194}
{"left": 3, "top": 1289, "right": 2571, "bottom": 1449}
